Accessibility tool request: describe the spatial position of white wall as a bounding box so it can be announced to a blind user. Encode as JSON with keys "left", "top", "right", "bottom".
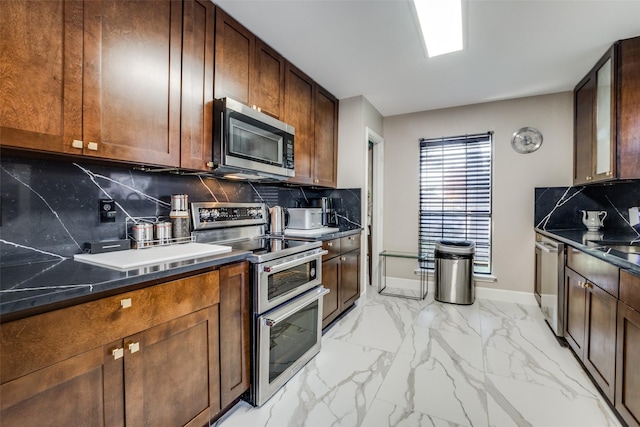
{"left": 382, "top": 92, "right": 573, "bottom": 293}
{"left": 337, "top": 96, "right": 383, "bottom": 189}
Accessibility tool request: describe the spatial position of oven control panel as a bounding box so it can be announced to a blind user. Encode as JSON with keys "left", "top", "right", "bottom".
{"left": 191, "top": 202, "right": 267, "bottom": 230}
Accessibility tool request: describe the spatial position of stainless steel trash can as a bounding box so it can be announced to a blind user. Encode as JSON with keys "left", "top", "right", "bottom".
{"left": 434, "top": 240, "right": 475, "bottom": 304}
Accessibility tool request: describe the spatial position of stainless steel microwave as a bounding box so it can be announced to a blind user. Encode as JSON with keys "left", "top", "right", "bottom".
{"left": 212, "top": 97, "right": 295, "bottom": 180}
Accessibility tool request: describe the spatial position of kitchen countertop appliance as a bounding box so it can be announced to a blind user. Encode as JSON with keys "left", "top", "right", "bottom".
{"left": 535, "top": 233, "right": 566, "bottom": 337}
{"left": 212, "top": 98, "right": 295, "bottom": 180}
{"left": 191, "top": 202, "right": 328, "bottom": 406}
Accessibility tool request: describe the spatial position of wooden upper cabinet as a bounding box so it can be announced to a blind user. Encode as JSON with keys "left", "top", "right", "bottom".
{"left": 0, "top": 0, "right": 83, "bottom": 153}
{"left": 574, "top": 75, "right": 595, "bottom": 185}
{"left": 181, "top": 0, "right": 215, "bottom": 171}
{"left": 285, "top": 62, "right": 316, "bottom": 186}
{"left": 314, "top": 86, "right": 338, "bottom": 187}
{"left": 214, "top": 8, "right": 254, "bottom": 105}
{"left": 214, "top": 7, "right": 286, "bottom": 120}
{"left": 618, "top": 36, "right": 640, "bottom": 179}
{"left": 253, "top": 39, "right": 286, "bottom": 120}
{"left": 284, "top": 62, "right": 339, "bottom": 188}
{"left": 82, "top": 0, "right": 182, "bottom": 166}
{"left": 574, "top": 35, "right": 640, "bottom": 185}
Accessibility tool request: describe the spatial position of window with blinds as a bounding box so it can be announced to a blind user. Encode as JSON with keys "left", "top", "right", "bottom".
{"left": 419, "top": 132, "right": 492, "bottom": 274}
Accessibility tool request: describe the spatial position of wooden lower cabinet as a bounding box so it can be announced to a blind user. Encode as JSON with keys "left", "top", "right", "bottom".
{"left": 219, "top": 261, "right": 250, "bottom": 409}
{"left": 1, "top": 269, "right": 223, "bottom": 426}
{"left": 321, "top": 256, "right": 340, "bottom": 327}
{"left": 321, "top": 234, "right": 361, "bottom": 328}
{"left": 564, "top": 266, "right": 617, "bottom": 402}
{"left": 584, "top": 280, "right": 617, "bottom": 401}
{"left": 340, "top": 250, "right": 360, "bottom": 310}
{"left": 616, "top": 301, "right": 640, "bottom": 427}
{"left": 0, "top": 342, "right": 123, "bottom": 426}
{"left": 565, "top": 267, "right": 587, "bottom": 358}
{"left": 124, "top": 306, "right": 219, "bottom": 426}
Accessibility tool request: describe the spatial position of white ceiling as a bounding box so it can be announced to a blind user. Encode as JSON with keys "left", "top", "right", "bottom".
{"left": 215, "top": 0, "right": 640, "bottom": 117}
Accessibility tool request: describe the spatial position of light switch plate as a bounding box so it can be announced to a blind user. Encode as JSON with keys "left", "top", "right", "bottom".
{"left": 629, "top": 207, "right": 639, "bottom": 226}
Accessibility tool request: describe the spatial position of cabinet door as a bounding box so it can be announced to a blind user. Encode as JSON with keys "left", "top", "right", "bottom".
{"left": 82, "top": 0, "right": 182, "bottom": 166}
{"left": 616, "top": 301, "right": 640, "bottom": 427}
{"left": 125, "top": 306, "right": 219, "bottom": 427}
{"left": 574, "top": 74, "right": 595, "bottom": 185}
{"left": 322, "top": 256, "right": 341, "bottom": 328}
{"left": 618, "top": 36, "right": 640, "bottom": 180}
{"left": 593, "top": 51, "right": 615, "bottom": 181}
{"left": 0, "top": 0, "right": 83, "bottom": 154}
{"left": 314, "top": 86, "right": 338, "bottom": 188}
{"left": 219, "top": 262, "right": 250, "bottom": 409}
{"left": 285, "top": 62, "right": 315, "bottom": 185}
{"left": 1, "top": 341, "right": 124, "bottom": 426}
{"left": 565, "top": 267, "right": 587, "bottom": 359}
{"left": 340, "top": 250, "right": 361, "bottom": 310}
{"left": 214, "top": 8, "right": 254, "bottom": 105}
{"left": 180, "top": 0, "right": 215, "bottom": 171}
{"left": 253, "top": 39, "right": 285, "bottom": 120}
{"left": 584, "top": 281, "right": 617, "bottom": 402}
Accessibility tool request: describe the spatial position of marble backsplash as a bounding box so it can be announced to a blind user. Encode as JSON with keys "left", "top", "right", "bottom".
{"left": 0, "top": 157, "right": 361, "bottom": 266}
{"left": 535, "top": 181, "right": 640, "bottom": 235}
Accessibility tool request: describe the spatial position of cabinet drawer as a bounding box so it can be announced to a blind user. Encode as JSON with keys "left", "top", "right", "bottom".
{"left": 340, "top": 234, "right": 360, "bottom": 253}
{"left": 323, "top": 238, "right": 341, "bottom": 261}
{"left": 620, "top": 270, "right": 640, "bottom": 312}
{"left": 566, "top": 247, "right": 619, "bottom": 297}
{"left": 1, "top": 270, "right": 219, "bottom": 383}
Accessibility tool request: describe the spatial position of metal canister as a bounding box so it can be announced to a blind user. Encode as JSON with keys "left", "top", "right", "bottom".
{"left": 154, "top": 221, "right": 172, "bottom": 245}
{"left": 132, "top": 222, "right": 154, "bottom": 248}
{"left": 171, "top": 194, "right": 188, "bottom": 212}
{"left": 170, "top": 210, "right": 190, "bottom": 242}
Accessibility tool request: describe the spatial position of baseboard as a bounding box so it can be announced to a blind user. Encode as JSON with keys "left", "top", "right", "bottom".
{"left": 375, "top": 276, "right": 537, "bottom": 306}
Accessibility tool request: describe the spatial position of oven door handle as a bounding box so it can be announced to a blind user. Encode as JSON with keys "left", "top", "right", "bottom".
{"left": 264, "top": 287, "right": 330, "bottom": 327}
{"left": 263, "top": 250, "right": 328, "bottom": 273}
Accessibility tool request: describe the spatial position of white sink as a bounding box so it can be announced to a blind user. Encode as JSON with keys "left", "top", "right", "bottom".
{"left": 74, "top": 242, "right": 232, "bottom": 271}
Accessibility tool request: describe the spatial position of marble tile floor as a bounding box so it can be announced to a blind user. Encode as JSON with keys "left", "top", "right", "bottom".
{"left": 213, "top": 289, "right": 622, "bottom": 427}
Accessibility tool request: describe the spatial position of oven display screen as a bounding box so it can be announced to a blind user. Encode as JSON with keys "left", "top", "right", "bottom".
{"left": 267, "top": 260, "right": 316, "bottom": 301}
{"left": 268, "top": 300, "right": 319, "bottom": 383}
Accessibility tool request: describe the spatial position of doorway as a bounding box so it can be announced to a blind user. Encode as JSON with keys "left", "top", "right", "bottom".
{"left": 365, "top": 127, "right": 383, "bottom": 289}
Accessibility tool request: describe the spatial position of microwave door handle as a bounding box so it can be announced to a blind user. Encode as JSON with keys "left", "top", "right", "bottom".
{"left": 264, "top": 287, "right": 330, "bottom": 327}
{"left": 263, "top": 250, "right": 328, "bottom": 274}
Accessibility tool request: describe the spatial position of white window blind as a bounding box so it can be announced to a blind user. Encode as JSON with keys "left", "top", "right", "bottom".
{"left": 419, "top": 132, "right": 493, "bottom": 274}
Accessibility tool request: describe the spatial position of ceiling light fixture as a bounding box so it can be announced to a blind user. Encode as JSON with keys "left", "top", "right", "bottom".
{"left": 413, "top": 0, "right": 463, "bottom": 58}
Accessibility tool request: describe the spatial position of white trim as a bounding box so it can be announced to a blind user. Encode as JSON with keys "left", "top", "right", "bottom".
{"left": 381, "top": 276, "right": 538, "bottom": 306}
{"left": 366, "top": 127, "right": 384, "bottom": 290}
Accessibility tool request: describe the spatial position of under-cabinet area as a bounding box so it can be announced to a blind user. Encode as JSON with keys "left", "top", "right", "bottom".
{"left": 0, "top": 262, "right": 250, "bottom": 426}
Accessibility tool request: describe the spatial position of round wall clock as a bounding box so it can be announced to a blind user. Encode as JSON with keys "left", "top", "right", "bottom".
{"left": 511, "top": 127, "right": 543, "bottom": 154}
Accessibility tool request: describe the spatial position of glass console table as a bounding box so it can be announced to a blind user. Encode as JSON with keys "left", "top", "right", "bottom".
{"left": 378, "top": 250, "right": 428, "bottom": 300}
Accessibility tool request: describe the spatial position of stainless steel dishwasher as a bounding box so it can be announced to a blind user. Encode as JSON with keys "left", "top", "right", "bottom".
{"left": 535, "top": 233, "right": 565, "bottom": 336}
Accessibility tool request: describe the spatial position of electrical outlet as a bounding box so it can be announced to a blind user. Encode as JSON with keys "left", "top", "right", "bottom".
{"left": 100, "top": 199, "right": 116, "bottom": 223}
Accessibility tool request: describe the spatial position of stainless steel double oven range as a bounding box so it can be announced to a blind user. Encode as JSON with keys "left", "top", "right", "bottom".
{"left": 191, "top": 202, "right": 328, "bottom": 406}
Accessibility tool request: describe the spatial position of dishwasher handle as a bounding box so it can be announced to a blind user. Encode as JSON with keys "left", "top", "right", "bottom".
{"left": 535, "top": 241, "right": 559, "bottom": 253}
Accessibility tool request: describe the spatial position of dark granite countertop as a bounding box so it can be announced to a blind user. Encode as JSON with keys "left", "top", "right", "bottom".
{"left": 535, "top": 228, "right": 640, "bottom": 275}
{"left": 0, "top": 249, "right": 250, "bottom": 321}
{"left": 0, "top": 227, "right": 363, "bottom": 320}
